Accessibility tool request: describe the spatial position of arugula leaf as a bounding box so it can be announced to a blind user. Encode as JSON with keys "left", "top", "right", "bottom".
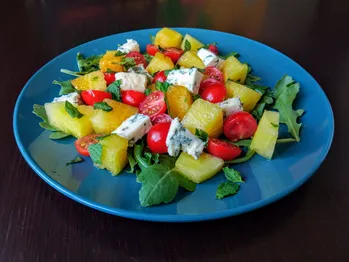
{"left": 115, "top": 50, "right": 126, "bottom": 56}
{"left": 60, "top": 69, "right": 86, "bottom": 77}
{"left": 52, "top": 80, "right": 75, "bottom": 95}
{"left": 220, "top": 51, "right": 240, "bottom": 59}
{"left": 223, "top": 167, "right": 244, "bottom": 183}
{"left": 272, "top": 75, "right": 304, "bottom": 141}
{"left": 76, "top": 53, "right": 102, "bottom": 73}
{"left": 195, "top": 129, "right": 208, "bottom": 145}
{"left": 233, "top": 139, "right": 252, "bottom": 147}
{"left": 88, "top": 143, "right": 103, "bottom": 165}
{"left": 245, "top": 74, "right": 261, "bottom": 83}
{"left": 93, "top": 102, "right": 113, "bottom": 112}
{"left": 251, "top": 89, "right": 275, "bottom": 120}
{"left": 49, "top": 131, "right": 70, "bottom": 140}
{"left": 173, "top": 173, "right": 196, "bottom": 192}
{"left": 39, "top": 122, "right": 58, "bottom": 132}
{"left": 144, "top": 152, "right": 160, "bottom": 165}
{"left": 225, "top": 150, "right": 256, "bottom": 164}
{"left": 143, "top": 53, "right": 153, "bottom": 64}
{"left": 107, "top": 80, "right": 122, "bottom": 101}
{"left": 184, "top": 40, "right": 191, "bottom": 51}
{"left": 216, "top": 181, "right": 240, "bottom": 199}
{"left": 121, "top": 57, "right": 136, "bottom": 70}
{"left": 145, "top": 89, "right": 152, "bottom": 96}
{"left": 66, "top": 156, "right": 84, "bottom": 166}
{"left": 65, "top": 101, "right": 83, "bottom": 119}
{"left": 33, "top": 104, "right": 48, "bottom": 122}
{"left": 155, "top": 81, "right": 170, "bottom": 92}
{"left": 127, "top": 150, "right": 138, "bottom": 173}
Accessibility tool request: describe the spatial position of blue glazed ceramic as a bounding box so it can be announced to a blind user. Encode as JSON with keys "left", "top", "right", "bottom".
{"left": 13, "top": 28, "right": 334, "bottom": 222}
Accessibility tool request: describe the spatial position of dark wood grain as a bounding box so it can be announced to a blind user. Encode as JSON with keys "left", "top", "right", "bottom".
{"left": 1, "top": 0, "right": 348, "bottom": 261}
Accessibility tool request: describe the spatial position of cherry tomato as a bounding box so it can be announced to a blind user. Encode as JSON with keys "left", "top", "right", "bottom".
{"left": 208, "top": 44, "right": 219, "bottom": 55}
{"left": 81, "top": 90, "right": 112, "bottom": 106}
{"left": 126, "top": 51, "right": 147, "bottom": 67}
{"left": 199, "top": 78, "right": 221, "bottom": 94}
{"left": 162, "top": 48, "right": 184, "bottom": 63}
{"left": 224, "top": 112, "right": 258, "bottom": 141}
{"left": 147, "top": 122, "right": 171, "bottom": 153}
{"left": 205, "top": 66, "right": 224, "bottom": 83}
{"left": 139, "top": 91, "right": 167, "bottom": 118}
{"left": 121, "top": 90, "right": 146, "bottom": 107}
{"left": 207, "top": 138, "right": 242, "bottom": 161}
{"left": 104, "top": 73, "right": 115, "bottom": 86}
{"left": 200, "top": 83, "right": 226, "bottom": 103}
{"left": 152, "top": 71, "right": 167, "bottom": 83}
{"left": 146, "top": 44, "right": 159, "bottom": 56}
{"left": 74, "top": 134, "right": 102, "bottom": 156}
{"left": 150, "top": 113, "right": 172, "bottom": 124}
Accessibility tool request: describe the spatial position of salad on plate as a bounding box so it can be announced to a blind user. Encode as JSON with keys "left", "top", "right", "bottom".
{"left": 33, "top": 27, "right": 304, "bottom": 207}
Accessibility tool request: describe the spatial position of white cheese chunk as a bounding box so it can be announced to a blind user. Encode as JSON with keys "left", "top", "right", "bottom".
{"left": 117, "top": 39, "right": 140, "bottom": 53}
{"left": 197, "top": 48, "right": 220, "bottom": 67}
{"left": 166, "top": 68, "right": 203, "bottom": 95}
{"left": 52, "top": 92, "right": 82, "bottom": 105}
{"left": 112, "top": 114, "right": 152, "bottom": 146}
{"left": 114, "top": 72, "right": 147, "bottom": 93}
{"left": 128, "top": 65, "right": 153, "bottom": 83}
{"left": 165, "top": 118, "right": 205, "bottom": 159}
{"left": 218, "top": 97, "right": 243, "bottom": 116}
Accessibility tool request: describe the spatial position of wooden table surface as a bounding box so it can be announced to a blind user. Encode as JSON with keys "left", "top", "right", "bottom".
{"left": 2, "top": 0, "right": 348, "bottom": 261}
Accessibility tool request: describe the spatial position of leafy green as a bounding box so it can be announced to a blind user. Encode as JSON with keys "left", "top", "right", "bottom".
{"left": 145, "top": 89, "right": 152, "bottom": 96}
{"left": 127, "top": 151, "right": 138, "bottom": 173}
{"left": 223, "top": 167, "right": 244, "bottom": 183}
{"left": 106, "top": 68, "right": 115, "bottom": 73}
{"left": 144, "top": 152, "right": 160, "bottom": 165}
{"left": 115, "top": 50, "right": 126, "bottom": 56}
{"left": 225, "top": 150, "right": 256, "bottom": 164}
{"left": 52, "top": 80, "right": 75, "bottom": 95}
{"left": 93, "top": 102, "right": 113, "bottom": 112}
{"left": 251, "top": 89, "right": 275, "bottom": 120}
{"left": 88, "top": 143, "right": 103, "bottom": 165}
{"left": 233, "top": 139, "right": 252, "bottom": 147}
{"left": 195, "top": 129, "right": 208, "bottom": 145}
{"left": 143, "top": 53, "right": 153, "bottom": 64}
{"left": 216, "top": 181, "right": 240, "bottom": 199}
{"left": 173, "top": 173, "right": 196, "bottom": 192}
{"left": 202, "top": 42, "right": 217, "bottom": 49}
{"left": 66, "top": 156, "right": 84, "bottom": 166}
{"left": 49, "top": 131, "right": 70, "bottom": 140}
{"left": 65, "top": 101, "right": 83, "bottom": 119}
{"left": 184, "top": 40, "right": 191, "bottom": 51}
{"left": 220, "top": 51, "right": 240, "bottom": 59}
{"left": 107, "top": 80, "right": 122, "bottom": 101}
{"left": 60, "top": 69, "right": 85, "bottom": 77}
{"left": 76, "top": 53, "right": 102, "bottom": 73}
{"left": 39, "top": 122, "right": 57, "bottom": 132}
{"left": 272, "top": 75, "right": 304, "bottom": 141}
{"left": 164, "top": 69, "right": 172, "bottom": 76}
{"left": 120, "top": 57, "right": 136, "bottom": 70}
{"left": 155, "top": 81, "right": 170, "bottom": 92}
{"left": 158, "top": 45, "right": 166, "bottom": 52}
{"left": 193, "top": 94, "right": 201, "bottom": 101}
{"left": 33, "top": 104, "right": 48, "bottom": 122}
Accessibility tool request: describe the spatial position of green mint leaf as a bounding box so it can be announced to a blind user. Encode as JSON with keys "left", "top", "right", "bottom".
{"left": 155, "top": 81, "right": 170, "bottom": 93}
{"left": 121, "top": 57, "right": 137, "bottom": 70}
{"left": 127, "top": 150, "right": 138, "bottom": 173}
{"left": 184, "top": 39, "right": 191, "bottom": 51}
{"left": 143, "top": 53, "right": 153, "bottom": 64}
{"left": 173, "top": 172, "right": 196, "bottom": 192}
{"left": 76, "top": 53, "right": 102, "bottom": 73}
{"left": 193, "top": 94, "right": 201, "bottom": 101}
{"left": 52, "top": 80, "right": 76, "bottom": 95}
{"left": 164, "top": 69, "right": 172, "bottom": 76}
{"left": 66, "top": 156, "right": 84, "bottom": 166}
{"left": 39, "top": 122, "right": 58, "bottom": 132}
{"left": 223, "top": 167, "right": 244, "bottom": 183}
{"left": 195, "top": 129, "right": 208, "bottom": 144}
{"left": 64, "top": 101, "right": 84, "bottom": 119}
{"left": 49, "top": 131, "right": 70, "bottom": 140}
{"left": 106, "top": 68, "right": 115, "bottom": 73}
{"left": 216, "top": 181, "right": 240, "bottom": 199}
{"left": 93, "top": 102, "right": 113, "bottom": 112}
{"left": 107, "top": 80, "right": 122, "bottom": 101}
{"left": 88, "top": 143, "right": 103, "bottom": 165}
{"left": 33, "top": 104, "right": 48, "bottom": 122}
{"left": 115, "top": 50, "right": 126, "bottom": 56}
{"left": 145, "top": 89, "right": 152, "bottom": 96}
{"left": 272, "top": 75, "right": 304, "bottom": 141}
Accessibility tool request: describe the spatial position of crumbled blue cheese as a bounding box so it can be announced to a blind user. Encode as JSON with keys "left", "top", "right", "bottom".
{"left": 218, "top": 97, "right": 243, "bottom": 116}
{"left": 165, "top": 118, "right": 205, "bottom": 159}
{"left": 197, "top": 48, "right": 225, "bottom": 69}
{"left": 114, "top": 72, "right": 148, "bottom": 93}
{"left": 117, "top": 39, "right": 140, "bottom": 53}
{"left": 112, "top": 114, "right": 152, "bottom": 146}
{"left": 128, "top": 65, "right": 153, "bottom": 83}
{"left": 52, "top": 92, "right": 82, "bottom": 105}
{"left": 166, "top": 68, "right": 203, "bottom": 95}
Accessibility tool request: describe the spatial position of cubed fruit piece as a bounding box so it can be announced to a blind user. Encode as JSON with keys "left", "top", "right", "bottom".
{"left": 225, "top": 81, "right": 262, "bottom": 112}
{"left": 45, "top": 102, "right": 93, "bottom": 138}
{"left": 71, "top": 71, "right": 107, "bottom": 91}
{"left": 154, "top": 27, "right": 183, "bottom": 48}
{"left": 180, "top": 34, "right": 204, "bottom": 51}
{"left": 182, "top": 98, "right": 223, "bottom": 137}
{"left": 177, "top": 51, "right": 205, "bottom": 69}
{"left": 100, "top": 134, "right": 128, "bottom": 175}
{"left": 99, "top": 51, "right": 124, "bottom": 73}
{"left": 77, "top": 105, "right": 94, "bottom": 117}
{"left": 175, "top": 152, "right": 224, "bottom": 183}
{"left": 89, "top": 99, "right": 138, "bottom": 134}
{"left": 250, "top": 110, "right": 280, "bottom": 159}
{"left": 223, "top": 56, "right": 247, "bottom": 83}
{"left": 166, "top": 85, "right": 193, "bottom": 120}
{"left": 146, "top": 52, "right": 174, "bottom": 75}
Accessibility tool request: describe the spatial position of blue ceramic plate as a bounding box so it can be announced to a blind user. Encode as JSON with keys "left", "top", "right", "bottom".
{"left": 13, "top": 28, "right": 334, "bottom": 222}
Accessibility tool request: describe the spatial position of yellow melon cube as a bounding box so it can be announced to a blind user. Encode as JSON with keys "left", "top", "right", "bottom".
{"left": 99, "top": 51, "right": 124, "bottom": 73}
{"left": 146, "top": 52, "right": 174, "bottom": 75}
{"left": 71, "top": 71, "right": 107, "bottom": 91}
{"left": 154, "top": 27, "right": 183, "bottom": 48}
{"left": 177, "top": 51, "right": 205, "bottom": 69}
{"left": 166, "top": 85, "right": 193, "bottom": 120}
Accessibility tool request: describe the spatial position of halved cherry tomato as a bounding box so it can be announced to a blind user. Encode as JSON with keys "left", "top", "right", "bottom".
{"left": 104, "top": 73, "right": 115, "bottom": 86}
{"left": 200, "top": 83, "right": 226, "bottom": 103}
{"left": 208, "top": 44, "right": 219, "bottom": 55}
{"left": 162, "top": 48, "right": 184, "bottom": 63}
{"left": 150, "top": 113, "right": 172, "bottom": 124}
{"left": 152, "top": 71, "right": 167, "bottom": 83}
{"left": 74, "top": 134, "right": 102, "bottom": 156}
{"left": 81, "top": 90, "right": 112, "bottom": 106}
{"left": 207, "top": 138, "right": 242, "bottom": 161}
{"left": 199, "top": 78, "right": 221, "bottom": 94}
{"left": 147, "top": 122, "right": 171, "bottom": 153}
{"left": 126, "top": 51, "right": 147, "bottom": 67}
{"left": 139, "top": 91, "right": 167, "bottom": 118}
{"left": 146, "top": 44, "right": 159, "bottom": 56}
{"left": 205, "top": 66, "right": 224, "bottom": 83}
{"left": 224, "top": 112, "right": 258, "bottom": 142}
{"left": 121, "top": 90, "right": 146, "bottom": 107}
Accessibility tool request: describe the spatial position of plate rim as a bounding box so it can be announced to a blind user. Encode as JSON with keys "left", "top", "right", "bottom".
{"left": 13, "top": 27, "right": 335, "bottom": 222}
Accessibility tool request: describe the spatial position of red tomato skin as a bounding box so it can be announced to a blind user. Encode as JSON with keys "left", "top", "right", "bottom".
{"left": 200, "top": 83, "right": 227, "bottom": 103}
{"left": 121, "top": 90, "right": 146, "bottom": 107}
{"left": 74, "top": 134, "right": 102, "bottom": 156}
{"left": 199, "top": 78, "right": 221, "bottom": 94}
{"left": 152, "top": 71, "right": 167, "bottom": 83}
{"left": 147, "top": 122, "right": 171, "bottom": 153}
{"left": 104, "top": 73, "right": 115, "bottom": 86}
{"left": 150, "top": 113, "right": 172, "bottom": 124}
{"left": 205, "top": 66, "right": 224, "bottom": 83}
{"left": 208, "top": 44, "right": 219, "bottom": 55}
{"left": 146, "top": 44, "right": 159, "bottom": 56}
{"left": 126, "top": 52, "right": 147, "bottom": 67}
{"left": 207, "top": 138, "right": 242, "bottom": 161}
{"left": 81, "top": 90, "right": 112, "bottom": 105}
{"left": 162, "top": 48, "right": 184, "bottom": 63}
{"left": 139, "top": 91, "right": 167, "bottom": 118}
{"left": 224, "top": 112, "right": 258, "bottom": 141}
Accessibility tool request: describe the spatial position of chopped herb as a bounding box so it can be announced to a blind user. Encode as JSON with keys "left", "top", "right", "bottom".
{"left": 106, "top": 68, "right": 115, "bottom": 73}
{"left": 195, "top": 129, "right": 208, "bottom": 145}
{"left": 155, "top": 81, "right": 170, "bottom": 92}
{"left": 193, "top": 94, "right": 201, "bottom": 100}
{"left": 120, "top": 57, "right": 137, "bottom": 70}
{"left": 93, "top": 102, "right": 113, "bottom": 112}
{"left": 223, "top": 167, "right": 244, "bottom": 183}
{"left": 66, "top": 157, "right": 84, "bottom": 166}
{"left": 64, "top": 101, "right": 84, "bottom": 119}
{"left": 184, "top": 40, "right": 191, "bottom": 51}
{"left": 88, "top": 143, "right": 103, "bottom": 165}
{"left": 216, "top": 181, "right": 240, "bottom": 199}
{"left": 143, "top": 53, "right": 153, "bottom": 64}
{"left": 220, "top": 51, "right": 240, "bottom": 59}
{"left": 158, "top": 45, "right": 165, "bottom": 52}
{"left": 145, "top": 89, "right": 152, "bottom": 96}
{"left": 164, "top": 69, "right": 172, "bottom": 76}
{"left": 115, "top": 50, "right": 126, "bottom": 56}
{"left": 76, "top": 53, "right": 103, "bottom": 74}
{"left": 107, "top": 80, "right": 122, "bottom": 101}
{"left": 52, "top": 80, "right": 76, "bottom": 95}
{"left": 60, "top": 69, "right": 85, "bottom": 77}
